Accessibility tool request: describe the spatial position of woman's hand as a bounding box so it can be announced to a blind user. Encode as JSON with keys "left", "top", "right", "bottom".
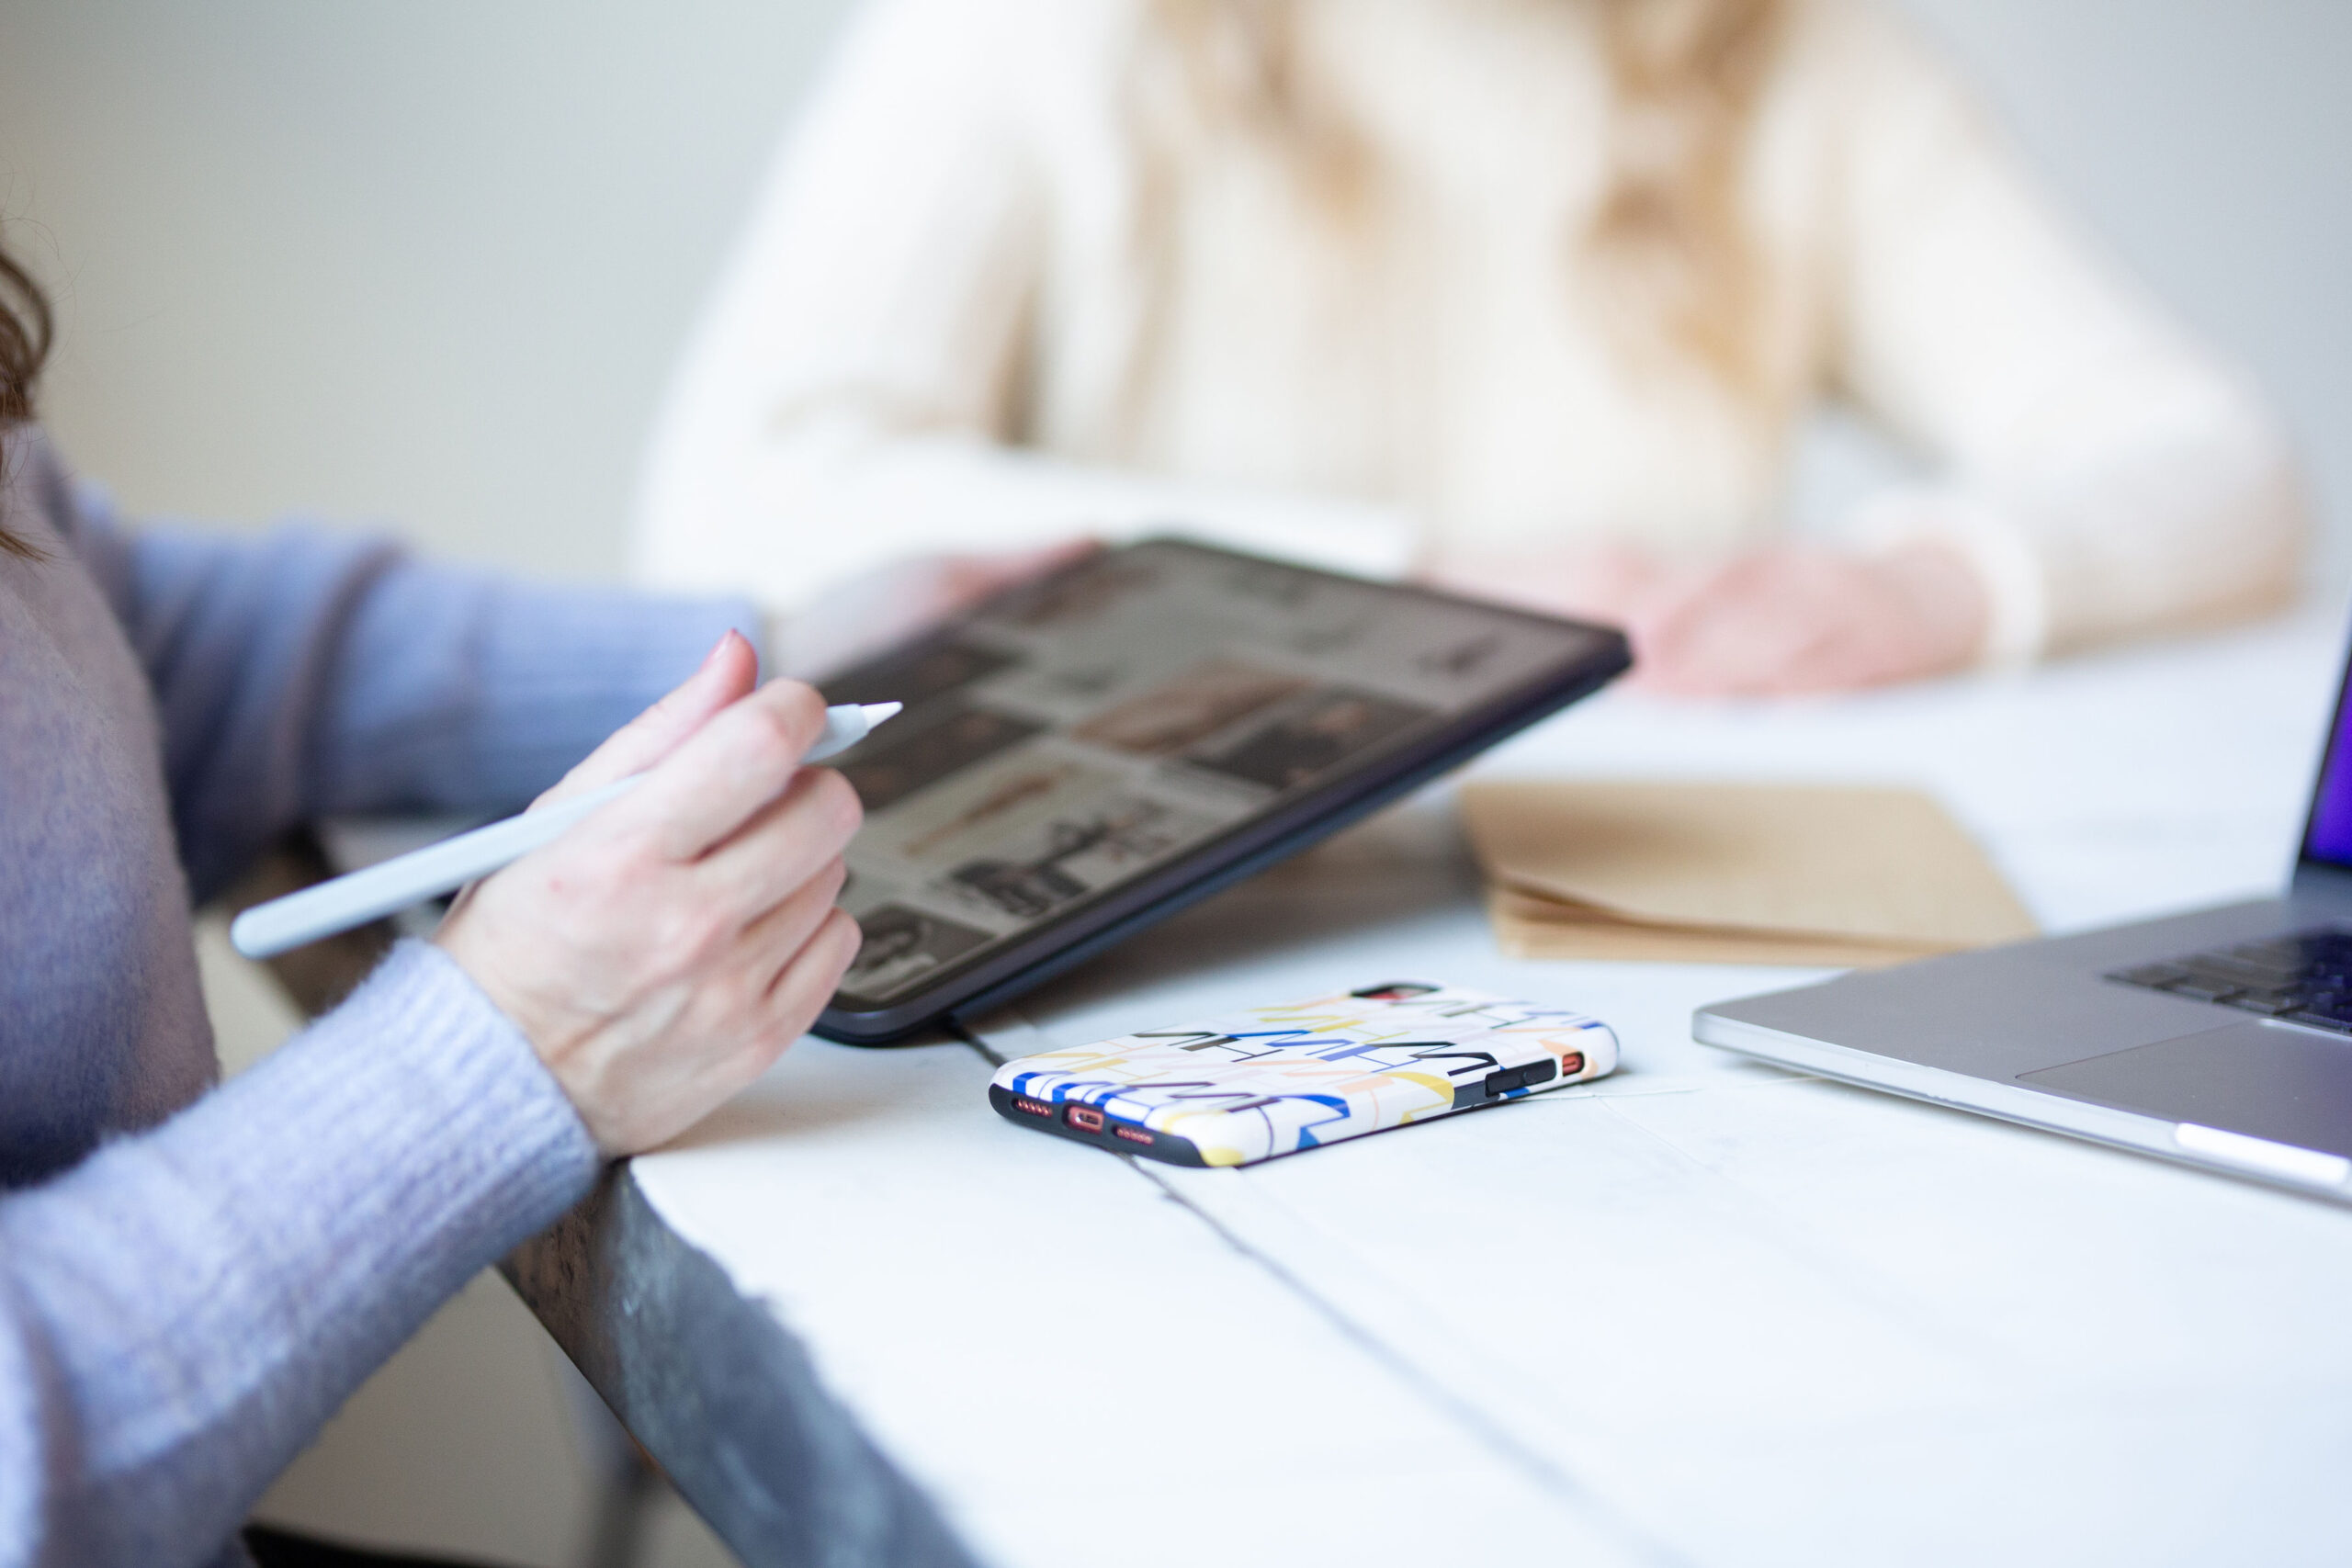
{"left": 1427, "top": 539, "right": 1989, "bottom": 696}
{"left": 1421, "top": 541, "right": 1678, "bottom": 626}
{"left": 1626, "top": 542, "right": 1989, "bottom": 695}
{"left": 435, "top": 632, "right": 863, "bottom": 1155}
{"left": 775, "top": 538, "right": 1098, "bottom": 679}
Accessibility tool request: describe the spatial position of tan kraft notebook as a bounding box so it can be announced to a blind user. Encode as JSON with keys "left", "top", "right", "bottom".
{"left": 1459, "top": 780, "right": 2038, "bottom": 967}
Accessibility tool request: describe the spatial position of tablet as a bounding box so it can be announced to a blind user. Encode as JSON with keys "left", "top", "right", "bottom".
{"left": 814, "top": 538, "right": 1628, "bottom": 1043}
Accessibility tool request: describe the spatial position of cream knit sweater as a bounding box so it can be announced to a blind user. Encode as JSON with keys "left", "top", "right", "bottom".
{"left": 635, "top": 0, "right": 2304, "bottom": 666}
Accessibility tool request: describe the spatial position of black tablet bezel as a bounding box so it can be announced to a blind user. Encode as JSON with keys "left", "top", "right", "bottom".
{"left": 811, "top": 538, "right": 1630, "bottom": 1044}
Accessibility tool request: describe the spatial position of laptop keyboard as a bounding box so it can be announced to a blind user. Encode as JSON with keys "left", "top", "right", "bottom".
{"left": 2109, "top": 928, "right": 2352, "bottom": 1033}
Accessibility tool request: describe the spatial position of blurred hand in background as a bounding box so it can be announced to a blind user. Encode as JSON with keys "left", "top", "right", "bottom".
{"left": 772, "top": 538, "right": 1097, "bottom": 681}
{"left": 1429, "top": 538, "right": 1989, "bottom": 696}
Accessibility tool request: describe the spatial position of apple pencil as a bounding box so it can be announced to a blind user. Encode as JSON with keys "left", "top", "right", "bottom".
{"left": 230, "top": 700, "right": 902, "bottom": 961}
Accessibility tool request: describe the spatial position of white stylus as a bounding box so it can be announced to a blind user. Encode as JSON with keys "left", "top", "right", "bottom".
{"left": 230, "top": 701, "right": 902, "bottom": 961}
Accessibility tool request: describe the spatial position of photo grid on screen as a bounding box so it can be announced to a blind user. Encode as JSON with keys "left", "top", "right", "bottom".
{"left": 825, "top": 544, "right": 1591, "bottom": 1005}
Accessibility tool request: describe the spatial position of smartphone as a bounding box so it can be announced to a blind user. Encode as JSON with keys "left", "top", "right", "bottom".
{"left": 987, "top": 981, "right": 1618, "bottom": 1167}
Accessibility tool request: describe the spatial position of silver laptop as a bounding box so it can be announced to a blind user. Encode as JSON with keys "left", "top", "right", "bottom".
{"left": 1694, "top": 637, "right": 2352, "bottom": 1201}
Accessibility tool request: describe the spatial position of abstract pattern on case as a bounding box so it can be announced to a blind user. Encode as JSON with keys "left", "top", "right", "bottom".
{"left": 988, "top": 981, "right": 1618, "bottom": 1166}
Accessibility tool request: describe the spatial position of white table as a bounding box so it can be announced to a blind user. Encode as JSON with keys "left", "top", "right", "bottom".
{"left": 510, "top": 604, "right": 2352, "bottom": 1568}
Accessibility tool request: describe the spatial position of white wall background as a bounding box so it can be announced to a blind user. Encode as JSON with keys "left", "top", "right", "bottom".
{"left": 1905, "top": 0, "right": 2352, "bottom": 568}
{"left": 0, "top": 0, "right": 859, "bottom": 579}
{"left": 4, "top": 3, "right": 2348, "bottom": 1563}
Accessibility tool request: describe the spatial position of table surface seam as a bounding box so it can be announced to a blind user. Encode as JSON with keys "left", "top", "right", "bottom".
{"left": 1125, "top": 1158, "right": 1699, "bottom": 1568}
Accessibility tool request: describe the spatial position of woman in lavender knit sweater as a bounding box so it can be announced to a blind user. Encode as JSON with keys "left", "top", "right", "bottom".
{"left": 0, "top": 243, "right": 909, "bottom": 1567}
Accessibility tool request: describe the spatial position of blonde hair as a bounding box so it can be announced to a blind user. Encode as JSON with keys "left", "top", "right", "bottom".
{"left": 1132, "top": 0, "right": 1790, "bottom": 397}
{"left": 1588, "top": 0, "right": 1788, "bottom": 393}
{"left": 1137, "top": 0, "right": 1374, "bottom": 215}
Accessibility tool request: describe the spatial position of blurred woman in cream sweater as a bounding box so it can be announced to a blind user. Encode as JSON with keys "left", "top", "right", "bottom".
{"left": 637, "top": 0, "right": 2304, "bottom": 694}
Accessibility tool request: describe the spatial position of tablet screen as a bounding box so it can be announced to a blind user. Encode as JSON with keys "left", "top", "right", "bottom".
{"left": 820, "top": 539, "right": 1614, "bottom": 1013}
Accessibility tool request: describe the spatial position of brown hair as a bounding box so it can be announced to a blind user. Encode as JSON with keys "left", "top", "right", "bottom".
{"left": 0, "top": 242, "right": 52, "bottom": 560}
{"left": 1134, "top": 0, "right": 1789, "bottom": 398}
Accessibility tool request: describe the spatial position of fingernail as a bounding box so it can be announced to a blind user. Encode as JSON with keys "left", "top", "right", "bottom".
{"left": 699, "top": 629, "right": 746, "bottom": 671}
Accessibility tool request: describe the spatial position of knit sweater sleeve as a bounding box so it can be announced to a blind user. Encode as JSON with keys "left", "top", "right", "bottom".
{"left": 1818, "top": 2, "right": 2308, "bottom": 664}
{"left": 38, "top": 445, "right": 760, "bottom": 903}
{"left": 0, "top": 942, "right": 600, "bottom": 1568}
{"left": 630, "top": 0, "right": 1413, "bottom": 616}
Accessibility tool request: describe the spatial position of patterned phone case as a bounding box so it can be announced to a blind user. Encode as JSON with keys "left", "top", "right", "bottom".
{"left": 988, "top": 981, "right": 1617, "bottom": 1166}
